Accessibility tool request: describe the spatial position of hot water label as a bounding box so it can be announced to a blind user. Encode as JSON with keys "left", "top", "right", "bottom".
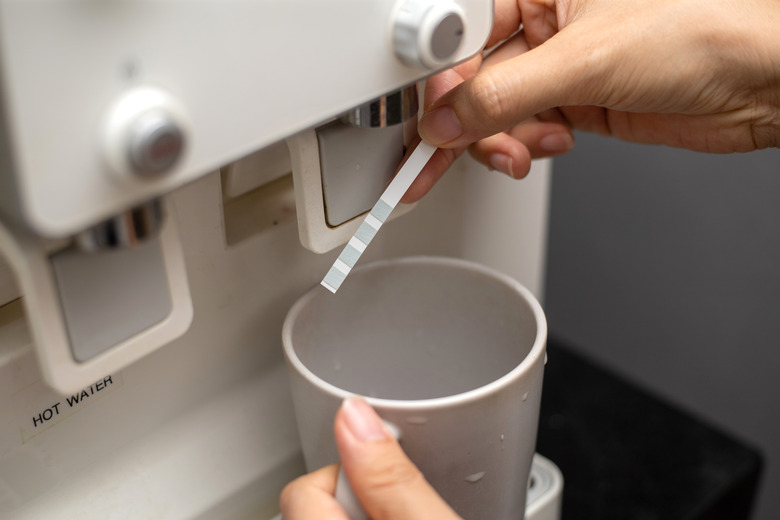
{"left": 12, "top": 373, "right": 123, "bottom": 442}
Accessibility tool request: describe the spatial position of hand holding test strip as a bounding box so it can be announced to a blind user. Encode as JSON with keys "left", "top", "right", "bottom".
{"left": 321, "top": 141, "right": 437, "bottom": 293}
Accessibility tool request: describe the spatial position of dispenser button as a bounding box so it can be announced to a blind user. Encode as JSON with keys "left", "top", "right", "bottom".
{"left": 394, "top": 0, "right": 465, "bottom": 69}
{"left": 51, "top": 235, "right": 173, "bottom": 362}
{"left": 317, "top": 121, "right": 404, "bottom": 227}
{"left": 127, "top": 111, "right": 185, "bottom": 178}
{"left": 104, "top": 87, "right": 189, "bottom": 182}
{"left": 430, "top": 12, "right": 464, "bottom": 61}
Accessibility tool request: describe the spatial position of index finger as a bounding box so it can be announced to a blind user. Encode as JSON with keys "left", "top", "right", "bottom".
{"left": 486, "top": 0, "right": 524, "bottom": 48}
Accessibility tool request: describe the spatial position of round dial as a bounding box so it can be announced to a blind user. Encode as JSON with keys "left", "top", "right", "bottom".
{"left": 104, "top": 87, "right": 188, "bottom": 181}
{"left": 126, "top": 110, "right": 185, "bottom": 178}
{"left": 394, "top": 0, "right": 466, "bottom": 70}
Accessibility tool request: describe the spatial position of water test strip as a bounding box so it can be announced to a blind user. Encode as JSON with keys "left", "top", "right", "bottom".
{"left": 321, "top": 141, "right": 437, "bottom": 293}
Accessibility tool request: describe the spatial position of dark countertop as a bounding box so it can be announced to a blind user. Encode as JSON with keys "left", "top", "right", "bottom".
{"left": 536, "top": 338, "right": 763, "bottom": 520}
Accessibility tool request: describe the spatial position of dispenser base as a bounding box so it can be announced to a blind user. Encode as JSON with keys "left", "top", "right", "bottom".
{"left": 269, "top": 453, "right": 563, "bottom": 520}
{"left": 526, "top": 454, "right": 563, "bottom": 520}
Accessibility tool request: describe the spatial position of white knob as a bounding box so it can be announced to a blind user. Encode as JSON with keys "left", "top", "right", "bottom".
{"left": 394, "top": 0, "right": 466, "bottom": 70}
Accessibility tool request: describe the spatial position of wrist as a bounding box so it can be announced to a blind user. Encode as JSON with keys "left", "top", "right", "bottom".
{"left": 652, "top": 0, "right": 779, "bottom": 150}
{"left": 766, "top": 38, "right": 780, "bottom": 149}
{"left": 735, "top": 0, "right": 780, "bottom": 149}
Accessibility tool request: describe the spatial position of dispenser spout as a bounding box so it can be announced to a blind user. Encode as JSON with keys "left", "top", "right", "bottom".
{"left": 76, "top": 198, "right": 165, "bottom": 252}
{"left": 341, "top": 85, "right": 418, "bottom": 128}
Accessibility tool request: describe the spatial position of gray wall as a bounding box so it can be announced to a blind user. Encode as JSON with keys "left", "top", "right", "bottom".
{"left": 544, "top": 132, "right": 780, "bottom": 520}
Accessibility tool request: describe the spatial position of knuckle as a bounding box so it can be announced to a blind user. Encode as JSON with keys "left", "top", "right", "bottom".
{"left": 279, "top": 478, "right": 303, "bottom": 510}
{"left": 438, "top": 146, "right": 458, "bottom": 167}
{"left": 468, "top": 72, "right": 512, "bottom": 127}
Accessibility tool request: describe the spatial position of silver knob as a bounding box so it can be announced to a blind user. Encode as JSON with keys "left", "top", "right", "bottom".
{"left": 341, "top": 85, "right": 419, "bottom": 128}
{"left": 104, "top": 87, "right": 188, "bottom": 181}
{"left": 127, "top": 110, "right": 185, "bottom": 178}
{"left": 394, "top": 0, "right": 466, "bottom": 70}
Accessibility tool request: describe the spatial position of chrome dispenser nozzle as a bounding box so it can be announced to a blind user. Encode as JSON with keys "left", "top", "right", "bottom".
{"left": 341, "top": 85, "right": 418, "bottom": 128}
{"left": 76, "top": 199, "right": 164, "bottom": 252}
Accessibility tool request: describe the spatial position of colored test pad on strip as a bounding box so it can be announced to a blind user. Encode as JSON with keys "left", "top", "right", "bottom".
{"left": 321, "top": 141, "right": 437, "bottom": 293}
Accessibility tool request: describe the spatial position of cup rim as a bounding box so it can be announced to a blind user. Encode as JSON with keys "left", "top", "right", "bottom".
{"left": 282, "top": 256, "right": 548, "bottom": 411}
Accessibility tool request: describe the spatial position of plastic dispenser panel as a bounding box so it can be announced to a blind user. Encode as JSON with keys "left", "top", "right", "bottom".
{"left": 0, "top": 0, "right": 493, "bottom": 237}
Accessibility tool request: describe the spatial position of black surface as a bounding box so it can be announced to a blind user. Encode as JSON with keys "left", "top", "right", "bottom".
{"left": 536, "top": 338, "right": 763, "bottom": 520}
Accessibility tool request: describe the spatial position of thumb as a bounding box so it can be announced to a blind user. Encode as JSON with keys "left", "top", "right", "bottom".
{"left": 334, "top": 397, "right": 460, "bottom": 520}
{"left": 418, "top": 29, "right": 595, "bottom": 149}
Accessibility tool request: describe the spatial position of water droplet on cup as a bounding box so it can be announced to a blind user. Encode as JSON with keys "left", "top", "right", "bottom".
{"left": 405, "top": 416, "right": 428, "bottom": 425}
{"left": 500, "top": 434, "right": 505, "bottom": 442}
{"left": 464, "top": 471, "right": 486, "bottom": 483}
{"left": 334, "top": 360, "right": 342, "bottom": 372}
{"left": 522, "top": 392, "right": 529, "bottom": 401}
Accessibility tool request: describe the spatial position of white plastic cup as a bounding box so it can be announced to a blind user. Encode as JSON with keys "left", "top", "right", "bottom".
{"left": 283, "top": 257, "right": 547, "bottom": 519}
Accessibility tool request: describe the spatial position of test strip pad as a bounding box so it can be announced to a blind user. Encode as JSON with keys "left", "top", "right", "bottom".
{"left": 321, "top": 141, "right": 437, "bottom": 293}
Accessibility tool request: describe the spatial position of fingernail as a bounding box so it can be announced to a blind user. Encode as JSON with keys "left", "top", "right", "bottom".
{"left": 342, "top": 397, "right": 387, "bottom": 442}
{"left": 489, "top": 153, "right": 515, "bottom": 178}
{"left": 539, "top": 133, "right": 574, "bottom": 153}
{"left": 419, "top": 106, "right": 463, "bottom": 145}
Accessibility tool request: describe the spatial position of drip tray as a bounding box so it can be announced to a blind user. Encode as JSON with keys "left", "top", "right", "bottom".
{"left": 526, "top": 454, "right": 563, "bottom": 520}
